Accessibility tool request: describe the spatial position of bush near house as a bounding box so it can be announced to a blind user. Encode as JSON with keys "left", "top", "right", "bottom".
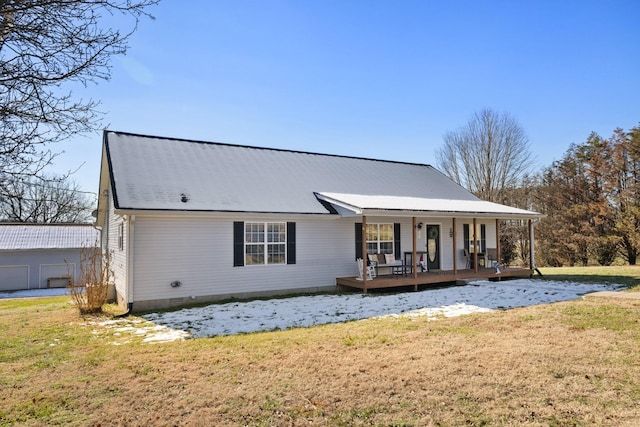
{"left": 67, "top": 246, "right": 112, "bottom": 314}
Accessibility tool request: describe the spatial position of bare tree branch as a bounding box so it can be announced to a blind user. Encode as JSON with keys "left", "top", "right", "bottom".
{"left": 436, "top": 108, "right": 534, "bottom": 202}
{"left": 0, "top": 174, "right": 95, "bottom": 223}
{"left": 0, "top": 0, "right": 158, "bottom": 192}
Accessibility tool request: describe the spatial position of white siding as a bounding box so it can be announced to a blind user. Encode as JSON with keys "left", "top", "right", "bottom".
{"left": 103, "top": 184, "right": 128, "bottom": 301}
{"left": 131, "top": 215, "right": 358, "bottom": 302}
{"left": 122, "top": 213, "right": 503, "bottom": 308}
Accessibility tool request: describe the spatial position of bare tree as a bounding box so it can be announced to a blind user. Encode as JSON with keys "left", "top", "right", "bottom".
{"left": 436, "top": 109, "right": 534, "bottom": 202}
{"left": 0, "top": 175, "right": 95, "bottom": 223}
{"left": 0, "top": 0, "right": 157, "bottom": 189}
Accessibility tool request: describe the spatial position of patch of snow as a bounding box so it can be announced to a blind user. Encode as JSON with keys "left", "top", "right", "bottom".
{"left": 141, "top": 279, "right": 622, "bottom": 339}
{"left": 3, "top": 279, "right": 624, "bottom": 343}
{"left": 0, "top": 288, "right": 68, "bottom": 299}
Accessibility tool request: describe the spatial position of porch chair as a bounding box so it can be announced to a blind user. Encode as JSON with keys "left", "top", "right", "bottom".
{"left": 462, "top": 248, "right": 471, "bottom": 269}
{"left": 356, "top": 258, "right": 376, "bottom": 281}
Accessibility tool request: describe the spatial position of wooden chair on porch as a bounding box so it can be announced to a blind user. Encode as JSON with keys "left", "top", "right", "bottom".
{"left": 463, "top": 248, "right": 471, "bottom": 269}
{"left": 356, "top": 258, "right": 376, "bottom": 281}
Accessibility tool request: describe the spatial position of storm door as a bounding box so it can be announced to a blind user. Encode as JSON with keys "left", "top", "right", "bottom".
{"left": 426, "top": 225, "right": 440, "bottom": 270}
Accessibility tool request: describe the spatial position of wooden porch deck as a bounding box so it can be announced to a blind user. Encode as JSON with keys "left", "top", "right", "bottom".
{"left": 336, "top": 267, "right": 534, "bottom": 293}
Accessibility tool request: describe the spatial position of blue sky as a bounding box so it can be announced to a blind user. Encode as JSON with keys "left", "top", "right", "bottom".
{"left": 56, "top": 0, "right": 640, "bottom": 194}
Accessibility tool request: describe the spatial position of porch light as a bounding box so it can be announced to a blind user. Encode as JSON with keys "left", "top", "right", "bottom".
{"left": 449, "top": 228, "right": 453, "bottom": 237}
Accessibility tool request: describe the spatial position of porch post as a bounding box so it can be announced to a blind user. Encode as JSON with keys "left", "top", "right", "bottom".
{"left": 452, "top": 218, "right": 457, "bottom": 274}
{"left": 495, "top": 218, "right": 500, "bottom": 266}
{"left": 362, "top": 215, "right": 367, "bottom": 292}
{"left": 473, "top": 217, "right": 478, "bottom": 273}
{"left": 529, "top": 219, "right": 535, "bottom": 270}
{"left": 412, "top": 217, "right": 418, "bottom": 286}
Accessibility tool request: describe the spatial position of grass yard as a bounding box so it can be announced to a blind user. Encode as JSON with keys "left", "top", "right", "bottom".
{"left": 1, "top": 266, "right": 640, "bottom": 426}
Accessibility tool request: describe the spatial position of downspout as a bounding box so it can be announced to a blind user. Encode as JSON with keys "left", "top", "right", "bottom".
{"left": 529, "top": 219, "right": 542, "bottom": 276}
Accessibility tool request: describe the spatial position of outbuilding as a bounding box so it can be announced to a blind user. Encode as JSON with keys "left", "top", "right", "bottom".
{"left": 0, "top": 223, "right": 99, "bottom": 291}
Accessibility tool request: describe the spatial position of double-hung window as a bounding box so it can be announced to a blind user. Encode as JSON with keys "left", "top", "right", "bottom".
{"left": 366, "top": 223, "right": 394, "bottom": 254}
{"left": 245, "top": 222, "right": 286, "bottom": 265}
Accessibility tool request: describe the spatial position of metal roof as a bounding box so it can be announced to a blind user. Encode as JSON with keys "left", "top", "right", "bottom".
{"left": 0, "top": 224, "right": 99, "bottom": 251}
{"left": 103, "top": 131, "right": 541, "bottom": 218}
{"left": 315, "top": 192, "right": 541, "bottom": 218}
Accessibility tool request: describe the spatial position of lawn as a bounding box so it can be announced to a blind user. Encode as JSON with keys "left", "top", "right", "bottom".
{"left": 1, "top": 267, "right": 640, "bottom": 426}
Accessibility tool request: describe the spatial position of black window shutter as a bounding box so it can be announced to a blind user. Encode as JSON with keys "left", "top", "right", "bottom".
{"left": 233, "top": 221, "right": 244, "bottom": 267}
{"left": 463, "top": 224, "right": 470, "bottom": 251}
{"left": 394, "top": 223, "right": 401, "bottom": 260}
{"left": 287, "top": 222, "right": 296, "bottom": 265}
{"left": 481, "top": 224, "right": 486, "bottom": 252}
{"left": 355, "top": 222, "right": 362, "bottom": 260}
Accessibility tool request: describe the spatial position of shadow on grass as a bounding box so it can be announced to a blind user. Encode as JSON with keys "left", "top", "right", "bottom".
{"left": 536, "top": 266, "right": 640, "bottom": 290}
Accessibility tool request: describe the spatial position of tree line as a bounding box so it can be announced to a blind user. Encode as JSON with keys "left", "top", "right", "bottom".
{"left": 437, "top": 109, "right": 640, "bottom": 267}
{"left": 488, "top": 124, "right": 640, "bottom": 267}
{"left": 532, "top": 125, "right": 640, "bottom": 266}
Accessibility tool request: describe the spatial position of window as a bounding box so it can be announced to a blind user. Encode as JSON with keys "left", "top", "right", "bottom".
{"left": 366, "top": 223, "right": 394, "bottom": 254}
{"left": 117, "top": 222, "right": 124, "bottom": 251}
{"left": 464, "top": 223, "right": 486, "bottom": 253}
{"left": 245, "top": 222, "right": 286, "bottom": 265}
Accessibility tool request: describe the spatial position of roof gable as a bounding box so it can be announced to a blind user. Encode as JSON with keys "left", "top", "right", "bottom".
{"left": 103, "top": 131, "right": 481, "bottom": 214}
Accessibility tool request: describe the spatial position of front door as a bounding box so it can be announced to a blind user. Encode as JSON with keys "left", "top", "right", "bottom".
{"left": 426, "top": 225, "right": 440, "bottom": 270}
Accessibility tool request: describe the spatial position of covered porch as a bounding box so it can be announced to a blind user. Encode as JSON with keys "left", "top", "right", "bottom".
{"left": 314, "top": 192, "right": 543, "bottom": 294}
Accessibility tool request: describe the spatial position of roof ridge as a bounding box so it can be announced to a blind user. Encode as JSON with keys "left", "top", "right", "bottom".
{"left": 104, "top": 130, "right": 435, "bottom": 169}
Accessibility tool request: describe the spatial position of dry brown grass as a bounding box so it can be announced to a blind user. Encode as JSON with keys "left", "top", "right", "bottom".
{"left": 1, "top": 293, "right": 640, "bottom": 426}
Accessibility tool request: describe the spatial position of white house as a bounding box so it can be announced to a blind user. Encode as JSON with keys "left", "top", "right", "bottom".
{"left": 0, "top": 223, "right": 99, "bottom": 291}
{"left": 95, "top": 131, "right": 542, "bottom": 312}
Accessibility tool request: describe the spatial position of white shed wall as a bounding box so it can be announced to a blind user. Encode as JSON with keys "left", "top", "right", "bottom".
{"left": 0, "top": 249, "right": 81, "bottom": 290}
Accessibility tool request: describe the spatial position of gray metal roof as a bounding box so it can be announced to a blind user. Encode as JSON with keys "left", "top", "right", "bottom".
{"left": 315, "top": 192, "right": 540, "bottom": 218}
{"left": 0, "top": 224, "right": 100, "bottom": 251}
{"left": 103, "top": 131, "right": 541, "bottom": 218}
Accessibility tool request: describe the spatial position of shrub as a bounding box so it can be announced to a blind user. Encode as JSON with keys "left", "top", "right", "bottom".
{"left": 68, "top": 245, "right": 113, "bottom": 314}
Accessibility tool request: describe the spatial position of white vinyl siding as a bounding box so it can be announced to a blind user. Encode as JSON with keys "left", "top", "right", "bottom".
{"left": 115, "top": 213, "right": 499, "bottom": 308}
{"left": 105, "top": 185, "right": 128, "bottom": 299}
{"left": 131, "top": 215, "right": 356, "bottom": 302}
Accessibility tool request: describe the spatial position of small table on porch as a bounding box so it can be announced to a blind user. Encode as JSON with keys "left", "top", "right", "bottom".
{"left": 469, "top": 252, "right": 486, "bottom": 269}
{"left": 404, "top": 251, "right": 427, "bottom": 272}
{"left": 392, "top": 263, "right": 413, "bottom": 277}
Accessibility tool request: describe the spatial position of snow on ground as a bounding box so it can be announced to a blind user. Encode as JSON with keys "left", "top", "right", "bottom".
{"left": 0, "top": 287, "right": 68, "bottom": 299}
{"left": 1, "top": 279, "right": 624, "bottom": 342}
{"left": 143, "top": 279, "right": 621, "bottom": 339}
